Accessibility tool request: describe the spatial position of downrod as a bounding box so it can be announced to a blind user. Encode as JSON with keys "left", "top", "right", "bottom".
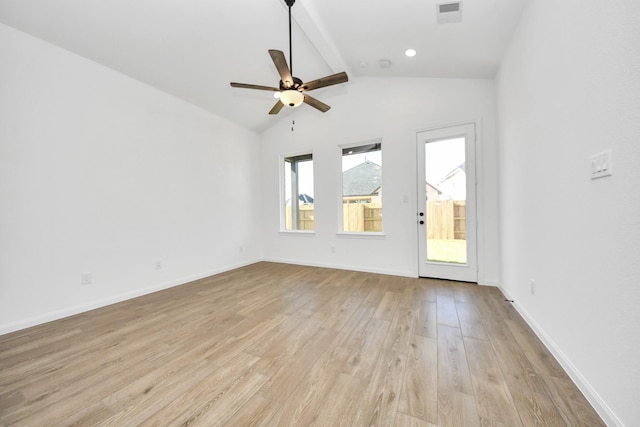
{"left": 287, "top": 0, "right": 294, "bottom": 74}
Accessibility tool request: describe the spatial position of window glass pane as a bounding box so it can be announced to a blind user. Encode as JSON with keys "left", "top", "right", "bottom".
{"left": 283, "top": 154, "right": 314, "bottom": 231}
{"left": 424, "top": 137, "right": 467, "bottom": 264}
{"left": 342, "top": 143, "right": 382, "bottom": 232}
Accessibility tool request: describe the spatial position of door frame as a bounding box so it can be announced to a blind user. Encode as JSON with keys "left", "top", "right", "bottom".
{"left": 416, "top": 122, "right": 478, "bottom": 282}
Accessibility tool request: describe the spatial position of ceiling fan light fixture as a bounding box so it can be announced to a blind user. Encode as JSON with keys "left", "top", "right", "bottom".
{"left": 280, "top": 89, "right": 304, "bottom": 107}
{"left": 229, "top": 0, "right": 347, "bottom": 115}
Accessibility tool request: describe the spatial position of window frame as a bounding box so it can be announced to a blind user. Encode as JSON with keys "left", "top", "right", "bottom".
{"left": 338, "top": 139, "right": 384, "bottom": 236}
{"left": 280, "top": 151, "right": 315, "bottom": 233}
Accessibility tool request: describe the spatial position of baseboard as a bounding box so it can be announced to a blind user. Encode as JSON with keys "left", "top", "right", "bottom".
{"left": 499, "top": 287, "right": 623, "bottom": 427}
{"left": 0, "top": 258, "right": 261, "bottom": 336}
{"left": 478, "top": 279, "right": 501, "bottom": 287}
{"left": 262, "top": 257, "right": 417, "bottom": 278}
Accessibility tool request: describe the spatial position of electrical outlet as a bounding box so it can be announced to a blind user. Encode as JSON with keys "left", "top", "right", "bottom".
{"left": 80, "top": 273, "right": 92, "bottom": 286}
{"left": 154, "top": 260, "right": 163, "bottom": 270}
{"left": 530, "top": 279, "right": 536, "bottom": 295}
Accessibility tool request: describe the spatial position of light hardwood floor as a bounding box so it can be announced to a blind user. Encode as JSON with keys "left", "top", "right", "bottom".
{"left": 0, "top": 262, "right": 605, "bottom": 426}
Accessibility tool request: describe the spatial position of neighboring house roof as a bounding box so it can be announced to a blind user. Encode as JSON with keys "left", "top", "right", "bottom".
{"left": 299, "top": 193, "right": 314, "bottom": 203}
{"left": 426, "top": 182, "right": 442, "bottom": 194}
{"left": 439, "top": 162, "right": 466, "bottom": 185}
{"left": 286, "top": 193, "right": 315, "bottom": 204}
{"left": 343, "top": 161, "right": 382, "bottom": 197}
{"left": 437, "top": 162, "right": 466, "bottom": 200}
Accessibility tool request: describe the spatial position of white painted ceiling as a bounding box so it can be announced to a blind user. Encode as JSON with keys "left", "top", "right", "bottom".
{"left": 0, "top": 0, "right": 528, "bottom": 132}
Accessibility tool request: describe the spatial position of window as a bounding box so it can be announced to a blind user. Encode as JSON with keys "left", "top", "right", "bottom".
{"left": 283, "top": 153, "right": 314, "bottom": 231}
{"left": 341, "top": 142, "right": 382, "bottom": 232}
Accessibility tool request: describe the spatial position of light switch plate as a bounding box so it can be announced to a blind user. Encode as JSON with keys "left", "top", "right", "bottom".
{"left": 590, "top": 150, "right": 612, "bottom": 179}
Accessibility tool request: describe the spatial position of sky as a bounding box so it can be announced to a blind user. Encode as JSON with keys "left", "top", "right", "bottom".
{"left": 342, "top": 151, "right": 382, "bottom": 172}
{"left": 425, "top": 137, "right": 465, "bottom": 185}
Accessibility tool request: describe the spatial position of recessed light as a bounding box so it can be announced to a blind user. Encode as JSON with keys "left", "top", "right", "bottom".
{"left": 405, "top": 49, "right": 417, "bottom": 57}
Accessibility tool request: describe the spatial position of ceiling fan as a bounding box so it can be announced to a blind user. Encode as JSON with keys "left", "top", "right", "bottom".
{"left": 230, "top": 0, "right": 348, "bottom": 115}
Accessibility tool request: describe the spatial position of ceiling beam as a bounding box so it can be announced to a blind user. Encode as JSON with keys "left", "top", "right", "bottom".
{"left": 273, "top": 0, "right": 351, "bottom": 76}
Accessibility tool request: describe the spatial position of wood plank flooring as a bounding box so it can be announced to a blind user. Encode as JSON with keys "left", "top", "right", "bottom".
{"left": 0, "top": 262, "right": 605, "bottom": 426}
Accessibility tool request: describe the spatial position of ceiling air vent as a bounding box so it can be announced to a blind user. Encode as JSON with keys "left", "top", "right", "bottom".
{"left": 437, "top": 1, "right": 462, "bottom": 24}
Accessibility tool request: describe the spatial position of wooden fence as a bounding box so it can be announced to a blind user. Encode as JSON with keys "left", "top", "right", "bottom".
{"left": 427, "top": 200, "right": 466, "bottom": 240}
{"left": 343, "top": 204, "right": 382, "bottom": 232}
{"left": 285, "top": 204, "right": 382, "bottom": 232}
{"left": 285, "top": 205, "right": 315, "bottom": 230}
{"left": 285, "top": 201, "right": 463, "bottom": 237}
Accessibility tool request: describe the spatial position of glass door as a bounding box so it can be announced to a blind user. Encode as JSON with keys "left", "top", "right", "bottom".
{"left": 416, "top": 123, "right": 477, "bottom": 282}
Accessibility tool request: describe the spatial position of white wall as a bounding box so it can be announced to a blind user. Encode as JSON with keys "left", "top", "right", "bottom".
{"left": 260, "top": 77, "right": 501, "bottom": 282}
{"left": 496, "top": 1, "right": 640, "bottom": 425}
{"left": 0, "top": 24, "right": 262, "bottom": 334}
{"left": 3, "top": 3, "right": 636, "bottom": 422}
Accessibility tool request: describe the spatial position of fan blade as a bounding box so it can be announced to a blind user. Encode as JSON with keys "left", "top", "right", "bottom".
{"left": 301, "top": 72, "right": 348, "bottom": 92}
{"left": 230, "top": 82, "right": 279, "bottom": 91}
{"left": 269, "top": 100, "right": 284, "bottom": 115}
{"left": 303, "top": 94, "right": 331, "bottom": 112}
{"left": 268, "top": 50, "right": 294, "bottom": 88}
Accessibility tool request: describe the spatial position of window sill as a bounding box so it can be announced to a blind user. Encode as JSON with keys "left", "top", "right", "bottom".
{"left": 336, "top": 232, "right": 386, "bottom": 239}
{"left": 279, "top": 230, "right": 316, "bottom": 236}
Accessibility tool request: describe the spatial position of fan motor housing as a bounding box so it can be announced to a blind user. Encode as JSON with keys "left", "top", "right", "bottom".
{"left": 280, "top": 76, "right": 303, "bottom": 91}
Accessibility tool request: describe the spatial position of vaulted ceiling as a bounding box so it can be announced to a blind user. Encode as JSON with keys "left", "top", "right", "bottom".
{"left": 0, "top": 0, "right": 528, "bottom": 132}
